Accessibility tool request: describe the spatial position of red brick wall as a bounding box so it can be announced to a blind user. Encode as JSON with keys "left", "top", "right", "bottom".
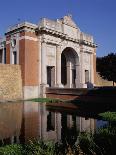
{"left": 6, "top": 36, "right": 10, "bottom": 64}
{"left": 24, "top": 39, "right": 39, "bottom": 86}
{"left": 19, "top": 31, "right": 39, "bottom": 86}
{"left": 19, "top": 39, "right": 25, "bottom": 85}
{"left": 5, "top": 30, "right": 39, "bottom": 87}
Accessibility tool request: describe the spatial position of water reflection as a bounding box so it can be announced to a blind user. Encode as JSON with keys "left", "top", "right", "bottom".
{"left": 0, "top": 102, "right": 23, "bottom": 145}
{"left": 0, "top": 101, "right": 102, "bottom": 145}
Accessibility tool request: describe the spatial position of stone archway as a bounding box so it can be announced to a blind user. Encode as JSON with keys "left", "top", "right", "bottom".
{"left": 61, "top": 47, "right": 79, "bottom": 88}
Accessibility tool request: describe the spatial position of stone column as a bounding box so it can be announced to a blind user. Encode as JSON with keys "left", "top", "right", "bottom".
{"left": 66, "top": 61, "right": 72, "bottom": 88}
{"left": 41, "top": 42, "right": 47, "bottom": 84}
{"left": 75, "top": 63, "right": 81, "bottom": 88}
{"left": 56, "top": 45, "right": 63, "bottom": 87}
{"left": 80, "top": 51, "right": 87, "bottom": 88}
{"left": 90, "top": 53, "right": 94, "bottom": 84}
{"left": 40, "top": 42, "right": 47, "bottom": 97}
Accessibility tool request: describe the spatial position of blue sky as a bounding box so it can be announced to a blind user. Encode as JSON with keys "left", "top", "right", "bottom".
{"left": 0, "top": 0, "right": 116, "bottom": 57}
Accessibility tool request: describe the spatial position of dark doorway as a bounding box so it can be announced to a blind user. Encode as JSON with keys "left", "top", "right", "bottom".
{"left": 85, "top": 70, "right": 89, "bottom": 83}
{"left": 47, "top": 66, "right": 55, "bottom": 87}
{"left": 72, "top": 69, "right": 76, "bottom": 87}
{"left": 0, "top": 50, "right": 3, "bottom": 63}
{"left": 61, "top": 53, "right": 67, "bottom": 85}
{"left": 13, "top": 51, "right": 17, "bottom": 64}
{"left": 4, "top": 48, "right": 6, "bottom": 64}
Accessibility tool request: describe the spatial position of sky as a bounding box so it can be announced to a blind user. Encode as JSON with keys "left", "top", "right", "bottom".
{"left": 0, "top": 0, "right": 116, "bottom": 57}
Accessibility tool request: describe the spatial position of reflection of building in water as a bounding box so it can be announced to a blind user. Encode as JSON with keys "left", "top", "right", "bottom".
{"left": 22, "top": 102, "right": 96, "bottom": 142}
{"left": 68, "top": 115, "right": 96, "bottom": 132}
{"left": 62, "top": 114, "right": 96, "bottom": 132}
{"left": 0, "top": 102, "right": 96, "bottom": 144}
{"left": 0, "top": 103, "right": 23, "bottom": 145}
{"left": 77, "top": 117, "right": 96, "bottom": 132}
{"left": 21, "top": 102, "right": 61, "bottom": 142}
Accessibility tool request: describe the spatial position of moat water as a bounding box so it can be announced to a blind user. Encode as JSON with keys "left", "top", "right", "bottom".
{"left": 0, "top": 101, "right": 108, "bottom": 145}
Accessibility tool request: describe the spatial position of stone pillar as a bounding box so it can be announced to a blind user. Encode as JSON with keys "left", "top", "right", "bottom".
{"left": 41, "top": 42, "right": 47, "bottom": 84}
{"left": 56, "top": 45, "right": 63, "bottom": 87}
{"left": 66, "top": 61, "right": 72, "bottom": 88}
{"left": 75, "top": 64, "right": 81, "bottom": 88}
{"left": 80, "top": 50, "right": 87, "bottom": 88}
{"left": 90, "top": 53, "right": 94, "bottom": 84}
{"left": 40, "top": 42, "right": 47, "bottom": 97}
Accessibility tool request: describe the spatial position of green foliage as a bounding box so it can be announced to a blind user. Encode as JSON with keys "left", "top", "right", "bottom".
{"left": 97, "top": 53, "right": 116, "bottom": 85}
{"left": 0, "top": 129, "right": 116, "bottom": 155}
{"left": 24, "top": 140, "right": 55, "bottom": 155}
{"left": 0, "top": 144, "right": 23, "bottom": 155}
{"left": 99, "top": 112, "right": 116, "bottom": 122}
{"left": 77, "top": 128, "right": 116, "bottom": 155}
{"left": 77, "top": 132, "right": 97, "bottom": 155}
{"left": 93, "top": 128, "right": 116, "bottom": 155}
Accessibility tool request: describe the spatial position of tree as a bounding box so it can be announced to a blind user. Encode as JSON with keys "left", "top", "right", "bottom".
{"left": 97, "top": 53, "right": 116, "bottom": 86}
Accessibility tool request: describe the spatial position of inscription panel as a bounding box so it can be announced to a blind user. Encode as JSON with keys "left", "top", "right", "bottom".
{"left": 63, "top": 25, "right": 78, "bottom": 39}
{"left": 46, "top": 45, "right": 56, "bottom": 66}
{"left": 83, "top": 52, "right": 90, "bottom": 70}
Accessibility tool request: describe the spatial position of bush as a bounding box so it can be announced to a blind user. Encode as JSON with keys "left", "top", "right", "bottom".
{"left": 99, "top": 112, "right": 116, "bottom": 122}
{"left": 0, "top": 144, "right": 23, "bottom": 155}
{"left": 24, "top": 140, "right": 55, "bottom": 155}
{"left": 0, "top": 130, "right": 116, "bottom": 155}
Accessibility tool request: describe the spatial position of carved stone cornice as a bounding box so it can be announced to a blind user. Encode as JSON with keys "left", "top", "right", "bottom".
{"left": 38, "top": 27, "right": 81, "bottom": 45}
{"left": 38, "top": 27, "right": 66, "bottom": 38}
{"left": 80, "top": 40, "right": 97, "bottom": 48}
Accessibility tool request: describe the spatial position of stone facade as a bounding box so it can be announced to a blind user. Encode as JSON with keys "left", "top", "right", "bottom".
{"left": 0, "top": 64, "right": 22, "bottom": 100}
{"left": 0, "top": 15, "right": 97, "bottom": 99}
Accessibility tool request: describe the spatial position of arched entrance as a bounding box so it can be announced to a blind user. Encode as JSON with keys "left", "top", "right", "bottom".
{"left": 61, "top": 47, "right": 79, "bottom": 88}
